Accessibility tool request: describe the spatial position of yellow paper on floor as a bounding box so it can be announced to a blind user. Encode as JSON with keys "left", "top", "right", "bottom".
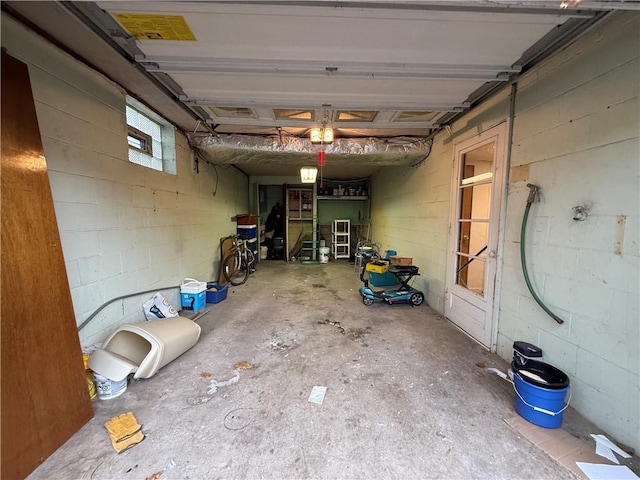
{"left": 105, "top": 411, "right": 144, "bottom": 453}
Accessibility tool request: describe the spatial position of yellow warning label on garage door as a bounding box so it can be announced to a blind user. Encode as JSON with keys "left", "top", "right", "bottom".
{"left": 114, "top": 14, "right": 197, "bottom": 41}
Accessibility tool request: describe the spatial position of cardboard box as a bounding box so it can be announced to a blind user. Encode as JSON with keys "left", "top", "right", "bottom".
{"left": 390, "top": 256, "right": 413, "bottom": 266}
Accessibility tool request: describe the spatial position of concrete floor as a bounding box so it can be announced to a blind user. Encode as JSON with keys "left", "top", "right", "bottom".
{"left": 30, "top": 261, "right": 598, "bottom": 479}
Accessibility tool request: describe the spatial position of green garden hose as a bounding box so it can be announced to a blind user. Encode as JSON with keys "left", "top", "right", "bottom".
{"left": 521, "top": 184, "right": 564, "bottom": 325}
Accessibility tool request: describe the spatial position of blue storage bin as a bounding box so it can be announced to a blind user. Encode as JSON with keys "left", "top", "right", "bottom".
{"left": 206, "top": 283, "right": 229, "bottom": 304}
{"left": 384, "top": 250, "right": 397, "bottom": 259}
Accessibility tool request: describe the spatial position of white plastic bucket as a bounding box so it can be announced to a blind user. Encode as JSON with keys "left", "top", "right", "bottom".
{"left": 93, "top": 372, "right": 127, "bottom": 400}
{"left": 319, "top": 247, "right": 330, "bottom": 263}
{"left": 260, "top": 246, "right": 268, "bottom": 260}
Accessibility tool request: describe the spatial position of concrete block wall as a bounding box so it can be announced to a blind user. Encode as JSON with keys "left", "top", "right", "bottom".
{"left": 372, "top": 12, "right": 638, "bottom": 452}
{"left": 2, "top": 17, "right": 248, "bottom": 346}
{"left": 378, "top": 13, "right": 640, "bottom": 452}
{"left": 497, "top": 13, "right": 639, "bottom": 452}
{"left": 369, "top": 141, "right": 451, "bottom": 312}
{"left": 370, "top": 84, "right": 513, "bottom": 313}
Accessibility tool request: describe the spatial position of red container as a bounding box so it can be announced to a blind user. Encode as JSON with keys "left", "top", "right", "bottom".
{"left": 236, "top": 214, "right": 255, "bottom": 225}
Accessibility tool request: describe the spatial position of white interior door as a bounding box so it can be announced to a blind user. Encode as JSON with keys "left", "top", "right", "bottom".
{"left": 444, "top": 123, "right": 507, "bottom": 349}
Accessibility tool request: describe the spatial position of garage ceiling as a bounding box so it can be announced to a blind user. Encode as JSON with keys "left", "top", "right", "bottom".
{"left": 3, "top": 1, "right": 634, "bottom": 178}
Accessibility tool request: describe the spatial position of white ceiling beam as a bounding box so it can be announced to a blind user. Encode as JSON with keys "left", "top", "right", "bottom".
{"left": 99, "top": 1, "right": 603, "bottom": 18}
{"left": 187, "top": 98, "right": 469, "bottom": 112}
{"left": 203, "top": 117, "right": 439, "bottom": 129}
{"left": 142, "top": 59, "right": 517, "bottom": 81}
{"left": 198, "top": 1, "right": 634, "bottom": 13}
{"left": 140, "top": 57, "right": 521, "bottom": 75}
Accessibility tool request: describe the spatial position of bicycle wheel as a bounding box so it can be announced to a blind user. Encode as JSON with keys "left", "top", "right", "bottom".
{"left": 246, "top": 249, "right": 256, "bottom": 273}
{"left": 222, "top": 252, "right": 249, "bottom": 286}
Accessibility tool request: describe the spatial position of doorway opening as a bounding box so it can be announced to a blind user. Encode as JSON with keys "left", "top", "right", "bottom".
{"left": 258, "top": 184, "right": 285, "bottom": 261}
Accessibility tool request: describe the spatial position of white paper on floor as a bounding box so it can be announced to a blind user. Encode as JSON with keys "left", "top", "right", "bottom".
{"left": 207, "top": 371, "right": 240, "bottom": 394}
{"left": 576, "top": 463, "right": 639, "bottom": 480}
{"left": 308, "top": 386, "right": 327, "bottom": 405}
{"left": 596, "top": 441, "right": 621, "bottom": 464}
{"left": 591, "top": 434, "right": 632, "bottom": 464}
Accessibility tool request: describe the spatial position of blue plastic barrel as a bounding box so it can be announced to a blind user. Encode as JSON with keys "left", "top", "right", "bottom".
{"left": 513, "top": 372, "right": 570, "bottom": 428}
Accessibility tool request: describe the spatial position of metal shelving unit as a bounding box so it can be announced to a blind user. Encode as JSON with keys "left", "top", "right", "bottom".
{"left": 301, "top": 223, "right": 320, "bottom": 263}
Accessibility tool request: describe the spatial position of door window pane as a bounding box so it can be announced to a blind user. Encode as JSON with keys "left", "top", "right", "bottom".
{"left": 457, "top": 221, "right": 489, "bottom": 256}
{"left": 460, "top": 184, "right": 492, "bottom": 221}
{"left": 456, "top": 254, "right": 486, "bottom": 295}
{"left": 455, "top": 140, "right": 494, "bottom": 298}
{"left": 460, "top": 143, "right": 494, "bottom": 182}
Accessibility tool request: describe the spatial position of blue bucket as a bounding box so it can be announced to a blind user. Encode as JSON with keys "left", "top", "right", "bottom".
{"left": 513, "top": 372, "right": 571, "bottom": 428}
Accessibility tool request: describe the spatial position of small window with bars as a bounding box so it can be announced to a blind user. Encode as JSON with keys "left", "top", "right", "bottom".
{"left": 125, "top": 98, "right": 176, "bottom": 174}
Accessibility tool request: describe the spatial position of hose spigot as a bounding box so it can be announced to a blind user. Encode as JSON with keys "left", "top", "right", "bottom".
{"left": 526, "top": 183, "right": 540, "bottom": 205}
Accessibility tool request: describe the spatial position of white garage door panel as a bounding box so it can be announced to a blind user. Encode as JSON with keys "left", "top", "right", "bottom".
{"left": 176, "top": 74, "right": 482, "bottom": 105}
{"left": 103, "top": 3, "right": 564, "bottom": 66}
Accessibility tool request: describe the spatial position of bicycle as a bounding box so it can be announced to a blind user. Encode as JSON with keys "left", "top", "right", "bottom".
{"left": 221, "top": 235, "right": 256, "bottom": 286}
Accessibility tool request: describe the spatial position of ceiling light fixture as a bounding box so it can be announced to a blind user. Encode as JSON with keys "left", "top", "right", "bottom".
{"left": 300, "top": 167, "right": 318, "bottom": 184}
{"left": 310, "top": 111, "right": 333, "bottom": 187}
{"left": 560, "top": 0, "right": 581, "bottom": 8}
{"left": 310, "top": 127, "right": 334, "bottom": 144}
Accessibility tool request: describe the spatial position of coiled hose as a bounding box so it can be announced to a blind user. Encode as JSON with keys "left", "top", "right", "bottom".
{"left": 521, "top": 184, "right": 564, "bottom": 325}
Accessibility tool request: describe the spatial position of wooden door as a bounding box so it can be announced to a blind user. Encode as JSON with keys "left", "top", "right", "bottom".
{"left": 1, "top": 51, "right": 93, "bottom": 479}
